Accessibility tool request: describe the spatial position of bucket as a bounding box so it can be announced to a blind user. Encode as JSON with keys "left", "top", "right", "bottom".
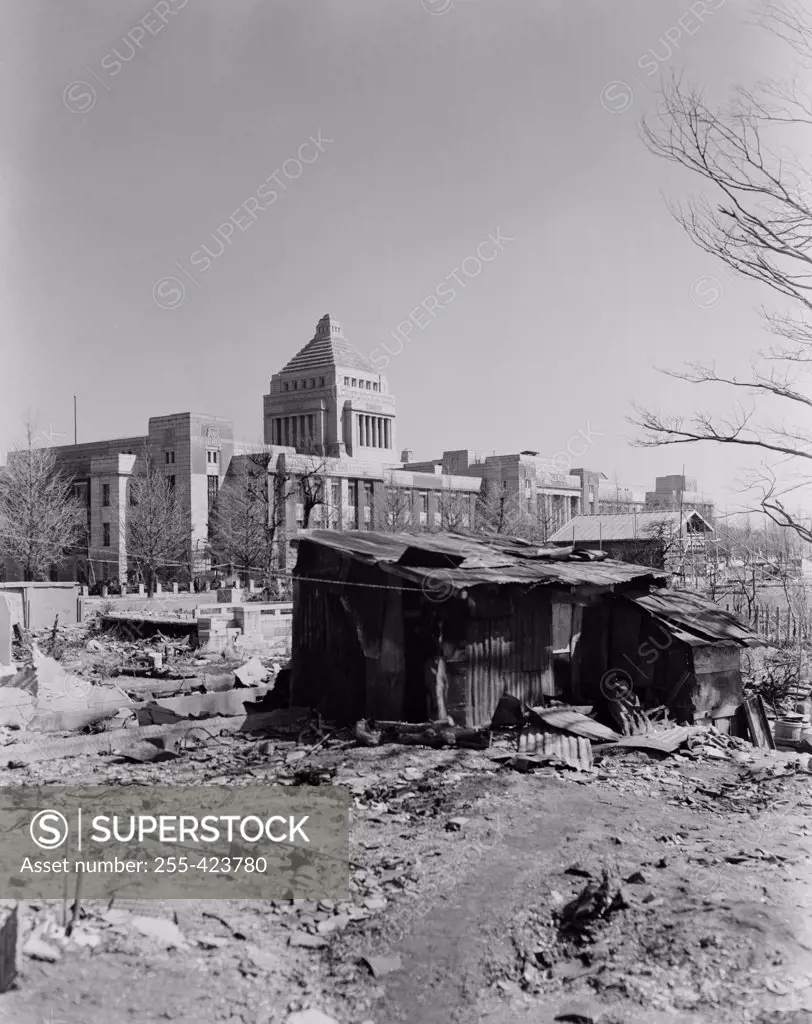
{"left": 774, "top": 719, "right": 803, "bottom": 743}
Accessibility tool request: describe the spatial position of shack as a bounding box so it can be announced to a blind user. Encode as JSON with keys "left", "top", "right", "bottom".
{"left": 607, "top": 589, "right": 763, "bottom": 730}
{"left": 548, "top": 510, "right": 713, "bottom": 572}
{"left": 290, "top": 531, "right": 760, "bottom": 729}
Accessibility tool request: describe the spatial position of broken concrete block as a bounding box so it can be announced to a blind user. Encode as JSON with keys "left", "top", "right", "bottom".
{"left": 23, "top": 933, "right": 61, "bottom": 963}
{"left": 363, "top": 954, "right": 402, "bottom": 977}
{"left": 286, "top": 1011, "right": 339, "bottom": 1024}
{"left": 131, "top": 916, "right": 186, "bottom": 949}
{"left": 24, "top": 648, "right": 132, "bottom": 732}
{"left": 233, "top": 657, "right": 269, "bottom": 688}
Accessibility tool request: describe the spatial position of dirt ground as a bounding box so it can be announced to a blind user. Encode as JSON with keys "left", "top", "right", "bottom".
{"left": 0, "top": 732, "right": 810, "bottom": 1024}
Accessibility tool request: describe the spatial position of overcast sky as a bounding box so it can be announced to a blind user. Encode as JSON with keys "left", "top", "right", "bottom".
{"left": 0, "top": 0, "right": 803, "bottom": 512}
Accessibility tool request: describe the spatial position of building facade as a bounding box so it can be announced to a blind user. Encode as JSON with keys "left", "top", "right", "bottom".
{"left": 1, "top": 312, "right": 716, "bottom": 583}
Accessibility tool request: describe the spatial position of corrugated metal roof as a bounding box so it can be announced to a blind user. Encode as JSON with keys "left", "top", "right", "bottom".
{"left": 548, "top": 510, "right": 711, "bottom": 543}
{"left": 625, "top": 590, "right": 762, "bottom": 647}
{"left": 295, "top": 530, "right": 669, "bottom": 590}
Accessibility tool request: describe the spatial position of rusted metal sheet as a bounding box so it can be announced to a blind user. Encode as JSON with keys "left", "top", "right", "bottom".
{"left": 610, "top": 726, "right": 690, "bottom": 753}
{"left": 627, "top": 591, "right": 762, "bottom": 647}
{"left": 530, "top": 707, "right": 620, "bottom": 742}
{"left": 295, "top": 531, "right": 669, "bottom": 592}
{"left": 518, "top": 727, "right": 593, "bottom": 769}
{"left": 465, "top": 588, "right": 551, "bottom": 728}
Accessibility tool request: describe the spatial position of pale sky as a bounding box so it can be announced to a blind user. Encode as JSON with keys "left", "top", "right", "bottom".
{"left": 1, "top": 0, "right": 805, "bottom": 513}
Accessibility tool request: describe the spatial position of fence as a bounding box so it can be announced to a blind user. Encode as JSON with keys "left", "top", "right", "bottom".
{"left": 724, "top": 602, "right": 812, "bottom": 644}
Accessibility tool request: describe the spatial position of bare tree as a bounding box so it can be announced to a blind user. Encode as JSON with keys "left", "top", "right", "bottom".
{"left": 0, "top": 422, "right": 84, "bottom": 580}
{"left": 437, "top": 486, "right": 473, "bottom": 532}
{"left": 297, "top": 451, "right": 329, "bottom": 529}
{"left": 210, "top": 450, "right": 289, "bottom": 586}
{"left": 475, "top": 482, "right": 524, "bottom": 536}
{"left": 126, "top": 452, "right": 189, "bottom": 597}
{"left": 632, "top": 7, "right": 812, "bottom": 542}
{"left": 377, "top": 474, "right": 414, "bottom": 532}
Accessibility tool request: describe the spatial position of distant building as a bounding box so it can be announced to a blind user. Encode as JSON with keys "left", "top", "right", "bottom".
{"left": 3, "top": 316, "right": 479, "bottom": 583}
{"left": 409, "top": 450, "right": 600, "bottom": 540}
{"left": 548, "top": 509, "right": 714, "bottom": 575}
{"left": 645, "top": 474, "right": 715, "bottom": 523}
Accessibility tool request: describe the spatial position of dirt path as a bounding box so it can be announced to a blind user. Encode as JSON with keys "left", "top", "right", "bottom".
{"left": 1, "top": 743, "right": 810, "bottom": 1024}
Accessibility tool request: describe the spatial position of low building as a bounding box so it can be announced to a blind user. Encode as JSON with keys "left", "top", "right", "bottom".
{"left": 548, "top": 510, "right": 714, "bottom": 576}
{"left": 8, "top": 315, "right": 479, "bottom": 584}
{"left": 407, "top": 450, "right": 599, "bottom": 539}
{"left": 289, "top": 530, "right": 759, "bottom": 730}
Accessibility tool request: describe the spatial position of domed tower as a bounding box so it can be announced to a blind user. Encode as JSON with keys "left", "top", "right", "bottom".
{"left": 263, "top": 314, "right": 397, "bottom": 461}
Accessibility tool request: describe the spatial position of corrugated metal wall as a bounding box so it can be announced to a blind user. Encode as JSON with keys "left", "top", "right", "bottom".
{"left": 291, "top": 575, "right": 367, "bottom": 721}
{"left": 463, "top": 587, "right": 552, "bottom": 727}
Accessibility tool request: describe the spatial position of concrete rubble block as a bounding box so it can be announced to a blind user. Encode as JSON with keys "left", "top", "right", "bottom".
{"left": 234, "top": 606, "right": 262, "bottom": 634}
{"left": 233, "top": 657, "right": 269, "bottom": 687}
{"left": 0, "top": 646, "right": 133, "bottom": 732}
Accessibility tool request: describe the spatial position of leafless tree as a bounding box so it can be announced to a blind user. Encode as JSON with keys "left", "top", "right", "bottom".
{"left": 377, "top": 475, "right": 414, "bottom": 532}
{"left": 297, "top": 450, "right": 329, "bottom": 529}
{"left": 210, "top": 450, "right": 289, "bottom": 586}
{"left": 437, "top": 486, "right": 473, "bottom": 532}
{"left": 632, "top": 4, "right": 812, "bottom": 542}
{"left": 475, "top": 482, "right": 524, "bottom": 536}
{"left": 126, "top": 451, "right": 189, "bottom": 597}
{"left": 0, "top": 422, "right": 84, "bottom": 580}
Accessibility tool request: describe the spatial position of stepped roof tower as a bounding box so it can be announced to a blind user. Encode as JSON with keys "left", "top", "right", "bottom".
{"left": 263, "top": 314, "right": 397, "bottom": 461}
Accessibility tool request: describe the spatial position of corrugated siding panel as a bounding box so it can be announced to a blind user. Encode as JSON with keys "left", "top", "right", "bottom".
{"left": 291, "top": 578, "right": 367, "bottom": 721}
{"left": 465, "top": 589, "right": 551, "bottom": 727}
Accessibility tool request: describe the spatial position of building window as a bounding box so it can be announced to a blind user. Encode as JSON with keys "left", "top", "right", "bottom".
{"left": 207, "top": 450, "right": 219, "bottom": 464}
{"left": 207, "top": 475, "right": 218, "bottom": 512}
{"left": 331, "top": 479, "right": 341, "bottom": 508}
{"left": 102, "top": 483, "right": 110, "bottom": 507}
{"left": 309, "top": 378, "right": 315, "bottom": 388}
{"left": 294, "top": 381, "right": 298, "bottom": 390}
{"left": 373, "top": 383, "right": 379, "bottom": 392}
{"left": 319, "top": 377, "right": 325, "bottom": 387}
{"left": 365, "top": 381, "right": 371, "bottom": 390}
{"left": 344, "top": 377, "right": 350, "bottom": 386}
{"left": 420, "top": 491, "right": 429, "bottom": 515}
{"left": 308, "top": 414, "right": 315, "bottom": 440}
{"left": 165, "top": 451, "right": 175, "bottom": 464}
{"left": 167, "top": 475, "right": 176, "bottom": 493}
{"left": 284, "top": 382, "right": 290, "bottom": 391}
{"left": 351, "top": 378, "right": 357, "bottom": 388}
{"left": 102, "top": 523, "right": 111, "bottom": 548}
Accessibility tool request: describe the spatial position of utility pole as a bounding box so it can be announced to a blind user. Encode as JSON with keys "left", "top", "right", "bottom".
{"left": 73, "top": 395, "right": 77, "bottom": 445}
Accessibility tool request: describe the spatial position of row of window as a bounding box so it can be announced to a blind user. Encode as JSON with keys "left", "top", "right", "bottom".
{"left": 344, "top": 377, "right": 379, "bottom": 392}
{"left": 283, "top": 376, "right": 326, "bottom": 392}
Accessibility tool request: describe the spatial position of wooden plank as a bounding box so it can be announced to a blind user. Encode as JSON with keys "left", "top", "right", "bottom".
{"left": 0, "top": 905, "right": 16, "bottom": 994}
{"left": 744, "top": 695, "right": 775, "bottom": 750}
{"left": 0, "top": 708, "right": 311, "bottom": 766}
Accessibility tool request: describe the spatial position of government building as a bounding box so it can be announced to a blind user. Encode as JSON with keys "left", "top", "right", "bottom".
{"left": 4, "top": 314, "right": 713, "bottom": 585}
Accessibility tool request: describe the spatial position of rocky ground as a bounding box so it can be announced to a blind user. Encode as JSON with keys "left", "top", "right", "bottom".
{"left": 0, "top": 723, "right": 810, "bottom": 1024}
